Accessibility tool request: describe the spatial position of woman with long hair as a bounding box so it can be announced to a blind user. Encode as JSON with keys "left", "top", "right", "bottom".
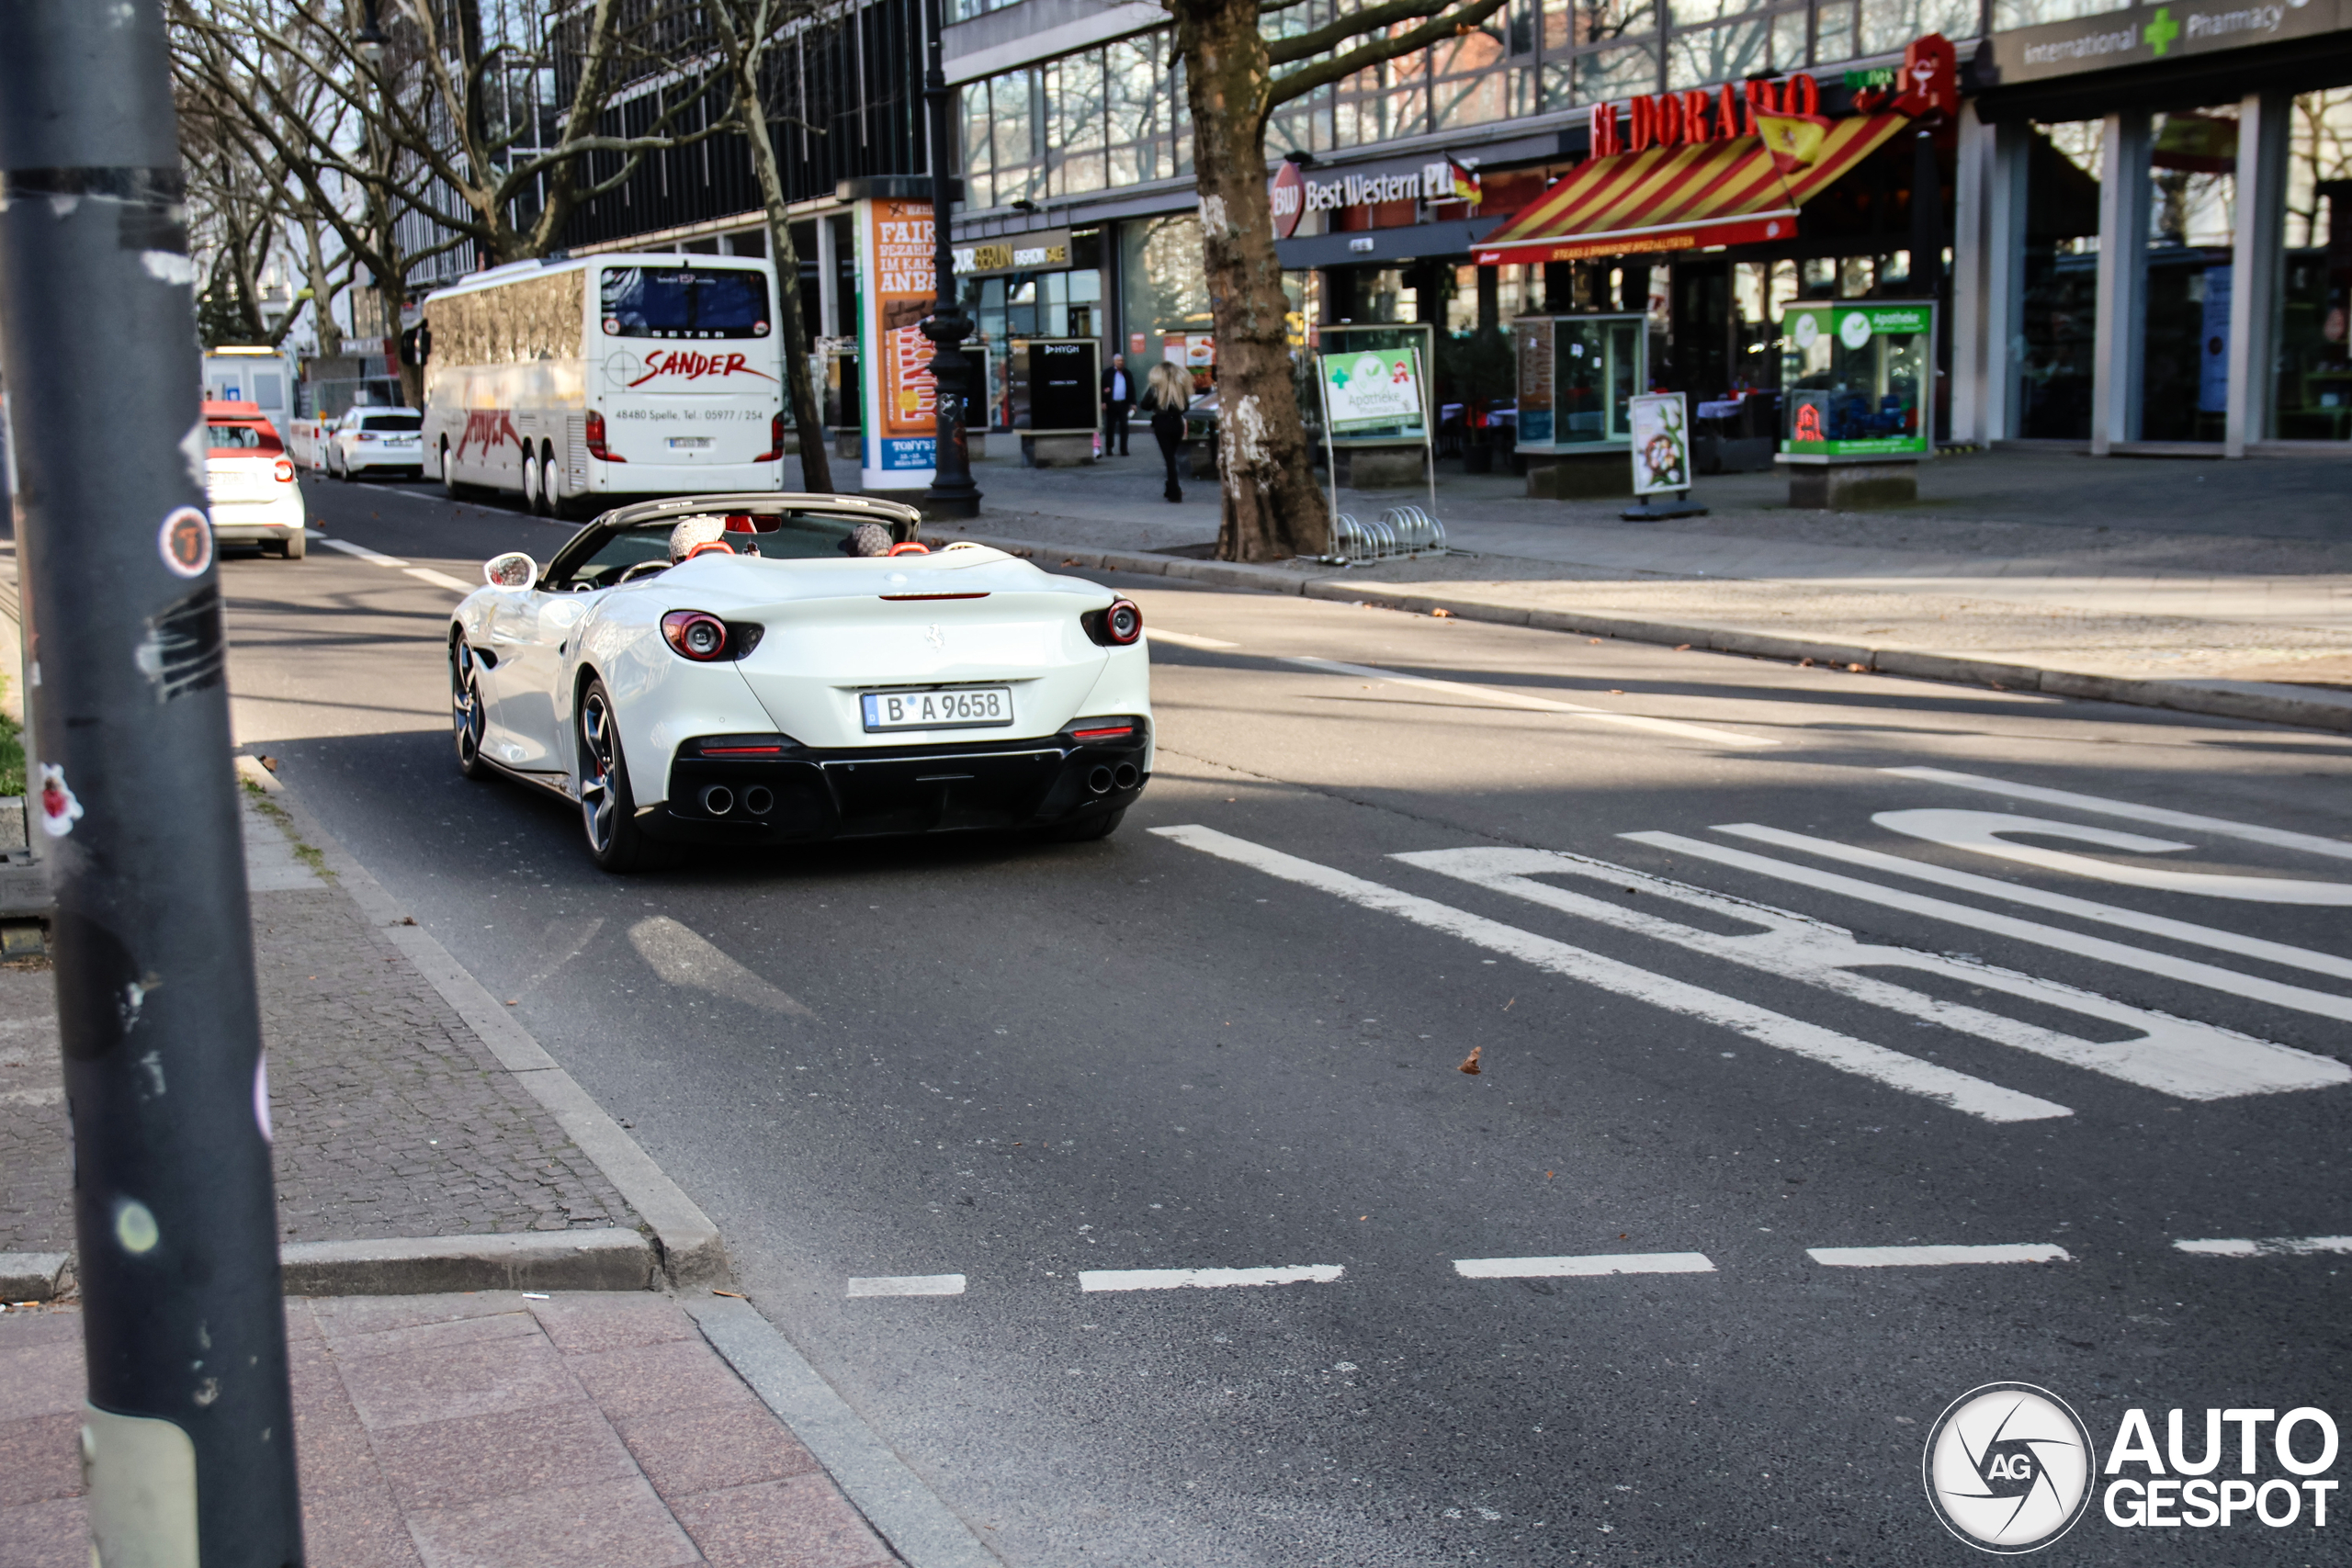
{"left": 1139, "top": 360, "right": 1193, "bottom": 503}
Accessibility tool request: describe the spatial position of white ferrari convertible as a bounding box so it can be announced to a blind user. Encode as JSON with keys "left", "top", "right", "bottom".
{"left": 448, "top": 492, "right": 1152, "bottom": 871}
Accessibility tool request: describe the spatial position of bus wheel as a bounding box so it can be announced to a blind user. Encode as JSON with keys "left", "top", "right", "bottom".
{"left": 440, "top": 440, "right": 465, "bottom": 501}
{"left": 537, "top": 444, "right": 560, "bottom": 518}
{"left": 520, "top": 448, "right": 540, "bottom": 513}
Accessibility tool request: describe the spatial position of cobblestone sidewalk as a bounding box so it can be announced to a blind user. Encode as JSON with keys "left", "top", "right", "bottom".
{"left": 0, "top": 795, "right": 634, "bottom": 1258}
{"left": 0, "top": 1292, "right": 896, "bottom": 1568}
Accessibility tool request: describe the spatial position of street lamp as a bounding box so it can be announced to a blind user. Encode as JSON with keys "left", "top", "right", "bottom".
{"left": 919, "top": 0, "right": 980, "bottom": 519}
{"left": 355, "top": 0, "right": 389, "bottom": 67}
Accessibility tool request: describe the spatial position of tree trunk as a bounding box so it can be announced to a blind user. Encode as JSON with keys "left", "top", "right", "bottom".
{"left": 734, "top": 58, "right": 834, "bottom": 494}
{"left": 1174, "top": 0, "right": 1328, "bottom": 562}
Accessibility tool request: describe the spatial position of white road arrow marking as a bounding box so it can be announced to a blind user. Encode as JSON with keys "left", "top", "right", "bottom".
{"left": 1883, "top": 767, "right": 2352, "bottom": 863}
{"left": 1150, "top": 825, "right": 2070, "bottom": 1123}
{"left": 1873, "top": 808, "right": 2352, "bottom": 905}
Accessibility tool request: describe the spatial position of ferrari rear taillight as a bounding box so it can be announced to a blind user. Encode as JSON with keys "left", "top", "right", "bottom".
{"left": 273, "top": 458, "right": 296, "bottom": 483}
{"left": 662, "top": 610, "right": 729, "bottom": 661}
{"left": 586, "top": 411, "right": 624, "bottom": 463}
{"left": 1083, "top": 598, "right": 1143, "bottom": 647}
{"left": 753, "top": 412, "right": 785, "bottom": 463}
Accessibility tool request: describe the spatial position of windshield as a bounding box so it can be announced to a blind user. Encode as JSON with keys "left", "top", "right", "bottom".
{"left": 361, "top": 413, "right": 423, "bottom": 433}
{"left": 556, "top": 512, "right": 899, "bottom": 589}
{"left": 208, "top": 423, "right": 281, "bottom": 452}
{"left": 599, "top": 267, "right": 771, "bottom": 340}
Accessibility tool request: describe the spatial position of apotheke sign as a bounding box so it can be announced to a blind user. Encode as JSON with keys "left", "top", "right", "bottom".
{"left": 1985, "top": 0, "right": 2352, "bottom": 85}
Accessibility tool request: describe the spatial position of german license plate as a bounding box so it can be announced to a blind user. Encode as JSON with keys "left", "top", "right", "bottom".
{"left": 667, "top": 436, "right": 712, "bottom": 450}
{"left": 861, "top": 686, "right": 1013, "bottom": 732}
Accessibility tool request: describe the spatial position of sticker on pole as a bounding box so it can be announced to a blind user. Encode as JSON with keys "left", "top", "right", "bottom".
{"left": 38, "top": 763, "right": 84, "bottom": 838}
{"left": 159, "top": 507, "right": 213, "bottom": 579}
{"left": 1628, "top": 392, "right": 1690, "bottom": 495}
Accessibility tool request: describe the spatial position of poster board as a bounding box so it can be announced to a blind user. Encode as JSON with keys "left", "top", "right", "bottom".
{"left": 854, "top": 196, "right": 938, "bottom": 487}
{"left": 1316, "top": 323, "right": 1434, "bottom": 445}
{"left": 1628, "top": 392, "right": 1690, "bottom": 495}
{"left": 1009, "top": 339, "right": 1100, "bottom": 436}
{"left": 1315, "top": 344, "right": 1437, "bottom": 521}
{"left": 1777, "top": 300, "right": 1935, "bottom": 459}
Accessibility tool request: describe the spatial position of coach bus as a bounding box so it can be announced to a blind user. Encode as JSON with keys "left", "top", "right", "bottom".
{"left": 419, "top": 253, "right": 786, "bottom": 516}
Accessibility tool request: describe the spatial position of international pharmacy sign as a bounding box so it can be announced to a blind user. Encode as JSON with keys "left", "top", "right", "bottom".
{"left": 1983, "top": 0, "right": 2352, "bottom": 85}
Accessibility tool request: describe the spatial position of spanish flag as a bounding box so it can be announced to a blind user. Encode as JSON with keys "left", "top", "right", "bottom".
{"left": 1755, "top": 113, "right": 1831, "bottom": 174}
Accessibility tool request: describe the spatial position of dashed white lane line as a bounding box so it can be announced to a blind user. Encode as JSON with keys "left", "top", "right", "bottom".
{"left": 1807, "top": 1244, "right": 2071, "bottom": 1268}
{"left": 1152, "top": 824, "right": 2071, "bottom": 1123}
{"left": 1642, "top": 828, "right": 2352, "bottom": 1042}
{"left": 2174, "top": 1235, "right": 2352, "bottom": 1258}
{"left": 404, "top": 566, "right": 475, "bottom": 592}
{"left": 845, "top": 1274, "right": 967, "bottom": 1297}
{"left": 1078, "top": 1265, "right": 1343, "bottom": 1292}
{"left": 318, "top": 536, "right": 407, "bottom": 567}
{"left": 1280, "top": 655, "right": 1778, "bottom": 749}
{"left": 1708, "top": 820, "right": 2352, "bottom": 985}
{"left": 1883, "top": 766, "right": 2352, "bottom": 864}
{"left": 1455, "top": 1253, "right": 1716, "bottom": 1279}
{"left": 1147, "top": 627, "right": 1239, "bottom": 650}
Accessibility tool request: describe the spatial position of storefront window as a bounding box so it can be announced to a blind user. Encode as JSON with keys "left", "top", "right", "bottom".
{"left": 1993, "top": 0, "right": 2132, "bottom": 26}
{"left": 1119, "top": 215, "right": 1212, "bottom": 377}
{"left": 1813, "top": 0, "right": 1856, "bottom": 65}
{"left": 2018, "top": 120, "right": 2100, "bottom": 440}
{"left": 1859, "top": 0, "right": 1974, "bottom": 59}
{"left": 1668, "top": 15, "right": 1772, "bottom": 92}
{"left": 991, "top": 71, "right": 1038, "bottom": 209}
{"left": 1734, "top": 260, "right": 1799, "bottom": 387}
{"left": 2140, "top": 107, "right": 2238, "bottom": 443}
{"left": 2275, "top": 88, "right": 2352, "bottom": 441}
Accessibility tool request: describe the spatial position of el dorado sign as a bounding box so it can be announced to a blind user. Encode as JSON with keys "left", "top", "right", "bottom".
{"left": 1589, "top": 34, "right": 1958, "bottom": 153}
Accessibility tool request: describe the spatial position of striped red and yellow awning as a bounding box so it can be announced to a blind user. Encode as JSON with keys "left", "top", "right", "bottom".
{"left": 1473, "top": 114, "right": 1911, "bottom": 265}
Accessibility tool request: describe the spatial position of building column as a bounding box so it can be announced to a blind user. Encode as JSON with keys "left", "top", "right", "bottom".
{"left": 1949, "top": 104, "right": 1996, "bottom": 442}
{"left": 2225, "top": 91, "right": 2290, "bottom": 457}
{"left": 2089, "top": 110, "right": 2151, "bottom": 454}
{"left": 816, "top": 215, "right": 840, "bottom": 339}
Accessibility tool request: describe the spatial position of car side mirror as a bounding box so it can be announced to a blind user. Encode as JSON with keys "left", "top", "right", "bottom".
{"left": 484, "top": 551, "right": 538, "bottom": 589}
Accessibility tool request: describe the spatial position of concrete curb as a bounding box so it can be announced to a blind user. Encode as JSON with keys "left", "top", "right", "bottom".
{"left": 259, "top": 775, "right": 734, "bottom": 1291}
{"left": 0, "top": 1251, "right": 71, "bottom": 1301}
{"left": 690, "top": 1294, "right": 1004, "bottom": 1568}
{"left": 279, "top": 1228, "right": 655, "bottom": 1296}
{"left": 956, "top": 529, "right": 2352, "bottom": 735}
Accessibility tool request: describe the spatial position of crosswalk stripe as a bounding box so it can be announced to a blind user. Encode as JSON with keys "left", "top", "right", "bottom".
{"left": 1078, "top": 1265, "right": 1343, "bottom": 1292}
{"left": 1150, "top": 824, "right": 2071, "bottom": 1122}
{"left": 2174, "top": 1235, "right": 2352, "bottom": 1258}
{"left": 1280, "top": 655, "right": 1777, "bottom": 748}
{"left": 1883, "top": 767, "right": 2352, "bottom": 864}
{"left": 1400, "top": 844, "right": 2335, "bottom": 1102}
{"left": 1454, "top": 1253, "right": 1715, "bottom": 1278}
{"left": 1636, "top": 829, "right": 2352, "bottom": 1046}
{"left": 846, "top": 1274, "right": 966, "bottom": 1297}
{"left": 1710, "top": 822, "right": 2352, "bottom": 984}
{"left": 1807, "top": 1244, "right": 2070, "bottom": 1268}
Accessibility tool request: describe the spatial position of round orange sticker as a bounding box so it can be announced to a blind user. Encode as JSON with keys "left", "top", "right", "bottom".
{"left": 159, "top": 506, "right": 212, "bottom": 579}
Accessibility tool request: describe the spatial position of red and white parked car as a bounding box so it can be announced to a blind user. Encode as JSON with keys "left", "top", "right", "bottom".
{"left": 202, "top": 400, "right": 306, "bottom": 559}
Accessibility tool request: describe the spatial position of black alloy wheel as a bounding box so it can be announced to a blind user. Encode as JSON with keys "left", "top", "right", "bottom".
{"left": 450, "top": 638, "right": 492, "bottom": 780}
{"left": 576, "top": 679, "right": 664, "bottom": 872}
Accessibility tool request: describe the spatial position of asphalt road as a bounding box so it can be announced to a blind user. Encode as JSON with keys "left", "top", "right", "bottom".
{"left": 221, "top": 473, "right": 2350, "bottom": 1566}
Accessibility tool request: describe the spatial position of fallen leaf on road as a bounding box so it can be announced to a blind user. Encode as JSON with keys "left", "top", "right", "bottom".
{"left": 1608, "top": 689, "right": 1624, "bottom": 694}
{"left": 1675, "top": 643, "right": 1692, "bottom": 651}
{"left": 1430, "top": 607, "right": 1453, "bottom": 618}
{"left": 711, "top": 1289, "right": 746, "bottom": 1299}
{"left": 1458, "top": 1047, "right": 1482, "bottom": 1075}
{"left": 1061, "top": 558, "right": 1080, "bottom": 566}
{"left": 1847, "top": 662, "right": 1867, "bottom": 672}
{"left": 1588, "top": 638, "right": 1602, "bottom": 645}
{"left": 1503, "top": 997, "right": 1516, "bottom": 1010}
{"left": 1798, "top": 657, "right": 1814, "bottom": 668}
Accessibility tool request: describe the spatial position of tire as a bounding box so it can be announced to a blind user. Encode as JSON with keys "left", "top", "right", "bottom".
{"left": 1038, "top": 806, "right": 1125, "bottom": 843}
{"left": 441, "top": 439, "right": 461, "bottom": 499}
{"left": 327, "top": 446, "right": 345, "bottom": 480}
{"left": 282, "top": 530, "right": 306, "bottom": 560}
{"left": 520, "top": 448, "right": 541, "bottom": 513}
{"left": 537, "top": 444, "right": 559, "bottom": 517}
{"left": 576, "top": 679, "right": 666, "bottom": 872}
{"left": 451, "top": 638, "right": 494, "bottom": 780}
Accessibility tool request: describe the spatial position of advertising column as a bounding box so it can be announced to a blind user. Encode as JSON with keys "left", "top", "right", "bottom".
{"left": 856, "top": 194, "right": 939, "bottom": 490}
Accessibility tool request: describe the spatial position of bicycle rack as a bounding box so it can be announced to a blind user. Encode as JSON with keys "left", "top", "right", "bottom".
{"left": 1320, "top": 506, "right": 1447, "bottom": 566}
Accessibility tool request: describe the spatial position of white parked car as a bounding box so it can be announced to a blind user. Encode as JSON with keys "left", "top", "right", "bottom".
{"left": 202, "top": 400, "right": 306, "bottom": 558}
{"left": 447, "top": 492, "right": 1153, "bottom": 871}
{"left": 324, "top": 406, "right": 426, "bottom": 479}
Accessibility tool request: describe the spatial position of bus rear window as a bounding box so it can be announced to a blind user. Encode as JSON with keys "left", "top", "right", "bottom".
{"left": 600, "top": 267, "right": 772, "bottom": 340}
{"left": 208, "top": 423, "right": 282, "bottom": 452}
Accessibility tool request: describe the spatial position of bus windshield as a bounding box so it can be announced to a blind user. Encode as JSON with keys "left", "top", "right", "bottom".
{"left": 600, "top": 267, "right": 771, "bottom": 340}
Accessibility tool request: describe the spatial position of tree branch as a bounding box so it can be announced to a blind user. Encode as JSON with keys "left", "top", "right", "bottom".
{"left": 1267, "top": 0, "right": 1510, "bottom": 107}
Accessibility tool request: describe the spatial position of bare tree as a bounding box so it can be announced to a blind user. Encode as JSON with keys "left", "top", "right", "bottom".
{"left": 706, "top": 0, "right": 835, "bottom": 492}
{"left": 1168, "top": 0, "right": 1508, "bottom": 561}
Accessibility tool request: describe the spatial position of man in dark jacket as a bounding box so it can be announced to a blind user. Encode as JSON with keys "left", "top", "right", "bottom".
{"left": 1100, "top": 354, "right": 1134, "bottom": 457}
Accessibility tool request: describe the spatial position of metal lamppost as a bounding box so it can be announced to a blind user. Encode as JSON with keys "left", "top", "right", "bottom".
{"left": 920, "top": 0, "right": 980, "bottom": 519}
{"left": 0, "top": 2, "right": 303, "bottom": 1562}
